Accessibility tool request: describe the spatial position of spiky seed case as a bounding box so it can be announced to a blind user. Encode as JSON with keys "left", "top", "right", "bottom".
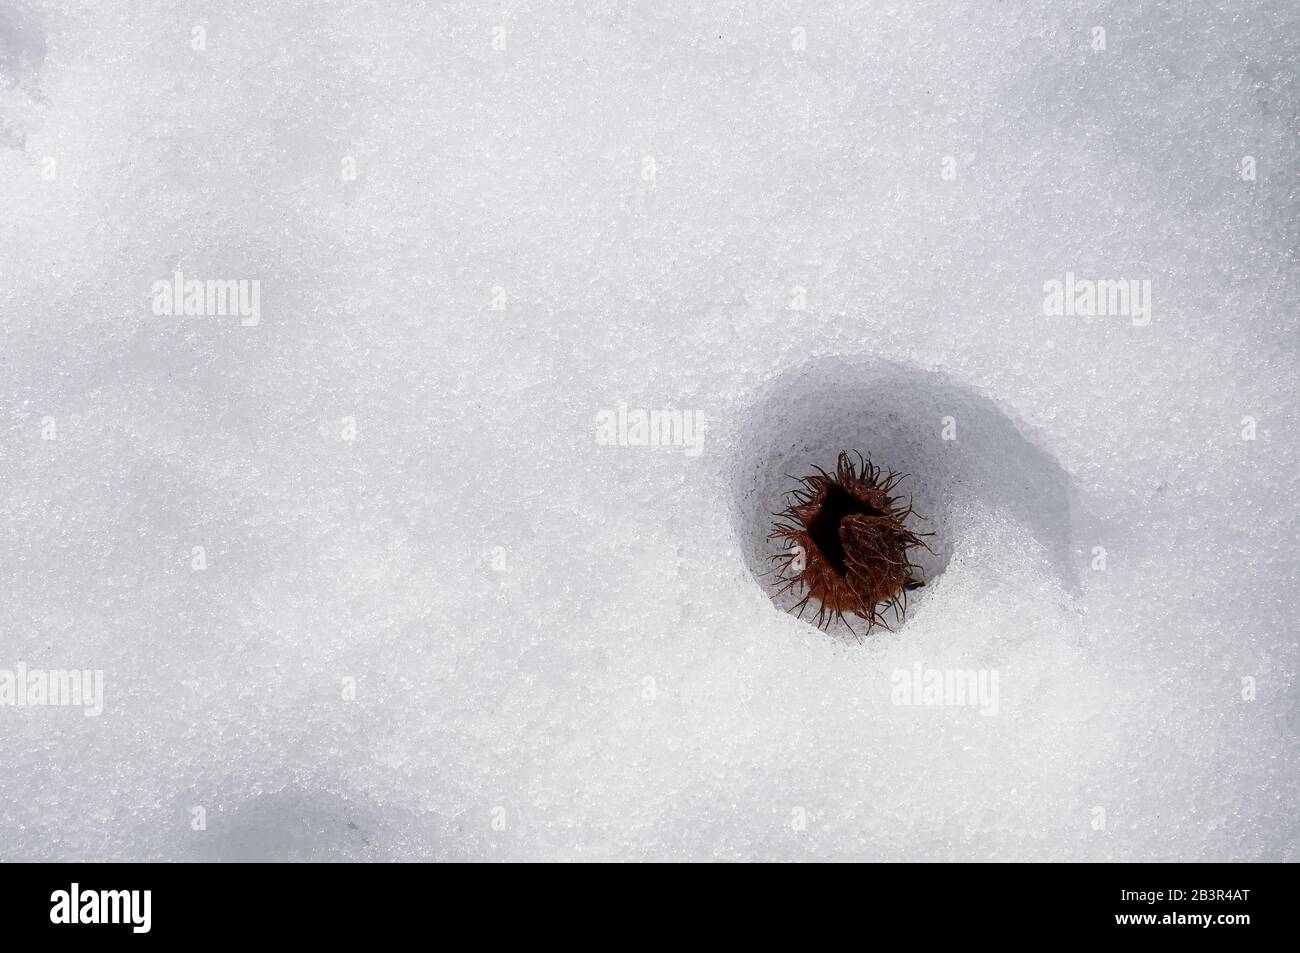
{"left": 769, "top": 451, "right": 931, "bottom": 635}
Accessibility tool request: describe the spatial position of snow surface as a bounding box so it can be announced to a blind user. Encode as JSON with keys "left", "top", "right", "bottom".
{"left": 1, "top": 0, "right": 1296, "bottom": 861}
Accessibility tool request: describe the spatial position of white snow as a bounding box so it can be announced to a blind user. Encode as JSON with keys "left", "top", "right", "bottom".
{"left": 0, "top": 0, "right": 1296, "bottom": 861}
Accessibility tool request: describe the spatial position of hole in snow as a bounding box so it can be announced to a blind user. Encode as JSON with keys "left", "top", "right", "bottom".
{"left": 729, "top": 356, "right": 1078, "bottom": 634}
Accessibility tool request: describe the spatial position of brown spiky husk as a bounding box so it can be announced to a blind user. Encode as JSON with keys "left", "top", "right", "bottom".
{"left": 768, "top": 451, "right": 931, "bottom": 635}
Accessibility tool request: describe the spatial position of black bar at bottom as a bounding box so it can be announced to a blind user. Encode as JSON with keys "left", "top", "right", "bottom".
{"left": 0, "top": 862, "right": 1287, "bottom": 941}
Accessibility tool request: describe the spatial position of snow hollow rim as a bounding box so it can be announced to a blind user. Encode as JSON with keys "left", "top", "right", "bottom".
{"left": 728, "top": 357, "right": 1078, "bottom": 639}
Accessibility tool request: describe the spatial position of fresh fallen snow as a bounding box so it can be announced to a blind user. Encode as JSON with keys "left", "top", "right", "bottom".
{"left": 0, "top": 0, "right": 1296, "bottom": 861}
